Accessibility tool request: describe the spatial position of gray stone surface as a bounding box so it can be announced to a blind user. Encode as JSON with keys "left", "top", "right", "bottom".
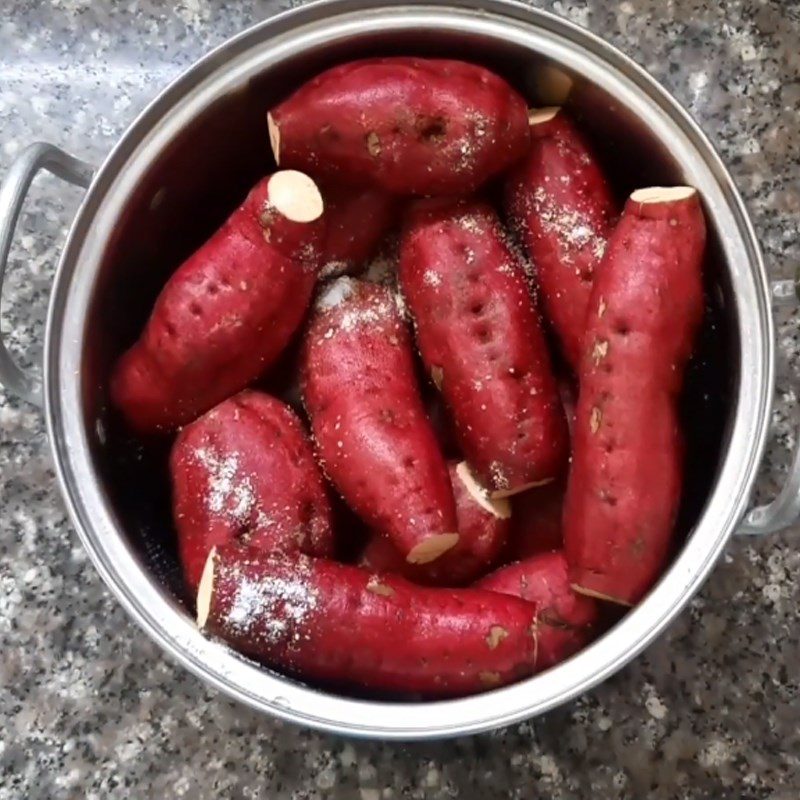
{"left": 1, "top": 1, "right": 799, "bottom": 798}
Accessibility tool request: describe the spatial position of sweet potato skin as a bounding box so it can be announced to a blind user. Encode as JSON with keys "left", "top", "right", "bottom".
{"left": 477, "top": 550, "right": 598, "bottom": 669}
{"left": 318, "top": 185, "right": 397, "bottom": 278}
{"left": 111, "top": 175, "right": 325, "bottom": 433}
{"left": 171, "top": 391, "right": 334, "bottom": 592}
{"left": 399, "top": 199, "right": 568, "bottom": 494}
{"left": 505, "top": 110, "right": 616, "bottom": 368}
{"left": 301, "top": 278, "right": 457, "bottom": 560}
{"left": 200, "top": 546, "right": 539, "bottom": 696}
{"left": 359, "top": 461, "right": 510, "bottom": 585}
{"left": 270, "top": 58, "right": 530, "bottom": 196}
{"left": 506, "top": 480, "right": 566, "bottom": 560}
{"left": 563, "top": 190, "right": 706, "bottom": 605}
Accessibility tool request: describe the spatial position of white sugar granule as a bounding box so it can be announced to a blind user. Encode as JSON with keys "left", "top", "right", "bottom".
{"left": 531, "top": 186, "right": 607, "bottom": 259}
{"left": 316, "top": 276, "right": 355, "bottom": 310}
{"left": 319, "top": 259, "right": 350, "bottom": 279}
{"left": 226, "top": 567, "right": 318, "bottom": 642}
{"left": 423, "top": 270, "right": 442, "bottom": 287}
{"left": 458, "top": 214, "right": 483, "bottom": 234}
{"left": 363, "top": 252, "right": 397, "bottom": 286}
{"left": 490, "top": 461, "right": 509, "bottom": 491}
{"left": 338, "top": 298, "right": 393, "bottom": 331}
{"left": 194, "top": 447, "right": 255, "bottom": 522}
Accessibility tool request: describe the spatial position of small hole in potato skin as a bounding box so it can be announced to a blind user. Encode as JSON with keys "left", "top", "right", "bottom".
{"left": 220, "top": 277, "right": 232, "bottom": 289}
{"left": 602, "top": 493, "right": 618, "bottom": 507}
{"left": 614, "top": 320, "right": 631, "bottom": 336}
{"left": 417, "top": 117, "right": 447, "bottom": 141}
{"left": 189, "top": 302, "right": 203, "bottom": 318}
{"left": 403, "top": 456, "right": 415, "bottom": 469}
{"left": 207, "top": 283, "right": 219, "bottom": 296}
{"left": 321, "top": 125, "right": 341, "bottom": 142}
{"left": 470, "top": 303, "right": 484, "bottom": 315}
{"left": 474, "top": 326, "right": 491, "bottom": 343}
{"left": 233, "top": 523, "right": 252, "bottom": 541}
{"left": 165, "top": 323, "right": 176, "bottom": 337}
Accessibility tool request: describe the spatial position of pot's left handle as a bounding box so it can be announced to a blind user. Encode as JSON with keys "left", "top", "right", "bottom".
{"left": 0, "top": 143, "right": 95, "bottom": 407}
{"left": 738, "top": 275, "right": 800, "bottom": 535}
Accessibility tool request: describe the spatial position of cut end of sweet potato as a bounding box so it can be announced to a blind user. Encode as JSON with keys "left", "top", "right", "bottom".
{"left": 267, "top": 112, "right": 281, "bottom": 165}
{"left": 490, "top": 477, "right": 555, "bottom": 500}
{"left": 527, "top": 106, "right": 561, "bottom": 126}
{"left": 268, "top": 170, "right": 324, "bottom": 223}
{"left": 571, "top": 582, "right": 633, "bottom": 608}
{"left": 196, "top": 548, "right": 217, "bottom": 628}
{"left": 456, "top": 461, "right": 511, "bottom": 520}
{"left": 630, "top": 186, "right": 696, "bottom": 204}
{"left": 406, "top": 533, "right": 460, "bottom": 564}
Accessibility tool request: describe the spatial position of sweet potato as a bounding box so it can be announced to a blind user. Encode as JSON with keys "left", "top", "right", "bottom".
{"left": 359, "top": 460, "right": 510, "bottom": 585}
{"left": 564, "top": 187, "right": 706, "bottom": 606}
{"left": 197, "top": 546, "right": 540, "bottom": 696}
{"left": 506, "top": 480, "right": 566, "bottom": 560}
{"left": 268, "top": 58, "right": 530, "bottom": 196}
{"left": 111, "top": 171, "right": 326, "bottom": 433}
{"left": 170, "top": 391, "right": 334, "bottom": 592}
{"left": 318, "top": 185, "right": 397, "bottom": 278}
{"left": 505, "top": 108, "right": 616, "bottom": 368}
{"left": 399, "top": 198, "right": 568, "bottom": 497}
{"left": 301, "top": 278, "right": 458, "bottom": 564}
{"left": 477, "top": 551, "right": 598, "bottom": 669}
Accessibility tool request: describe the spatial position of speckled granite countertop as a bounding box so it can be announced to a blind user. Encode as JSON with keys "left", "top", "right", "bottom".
{"left": 1, "top": 1, "right": 799, "bottom": 798}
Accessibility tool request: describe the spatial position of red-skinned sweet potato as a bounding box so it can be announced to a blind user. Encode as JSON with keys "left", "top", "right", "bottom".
{"left": 505, "top": 108, "right": 617, "bottom": 369}
{"left": 506, "top": 480, "right": 566, "bottom": 560}
{"left": 111, "top": 171, "right": 326, "bottom": 433}
{"left": 197, "top": 546, "right": 540, "bottom": 696}
{"left": 399, "top": 198, "right": 568, "bottom": 497}
{"left": 477, "top": 550, "right": 598, "bottom": 669}
{"left": 301, "top": 278, "right": 458, "bottom": 564}
{"left": 268, "top": 58, "right": 530, "bottom": 196}
{"left": 564, "top": 187, "right": 706, "bottom": 606}
{"left": 318, "top": 185, "right": 398, "bottom": 278}
{"left": 171, "top": 391, "right": 334, "bottom": 592}
{"left": 360, "top": 460, "right": 510, "bottom": 585}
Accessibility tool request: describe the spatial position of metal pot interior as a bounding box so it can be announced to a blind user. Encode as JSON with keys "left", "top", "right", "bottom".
{"left": 76, "top": 5, "right": 737, "bottom": 705}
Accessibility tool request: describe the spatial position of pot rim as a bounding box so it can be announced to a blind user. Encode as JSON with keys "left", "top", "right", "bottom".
{"left": 44, "top": 0, "right": 772, "bottom": 739}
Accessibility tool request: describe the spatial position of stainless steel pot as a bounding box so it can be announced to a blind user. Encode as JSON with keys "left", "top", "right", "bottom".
{"left": 1, "top": 0, "right": 797, "bottom": 739}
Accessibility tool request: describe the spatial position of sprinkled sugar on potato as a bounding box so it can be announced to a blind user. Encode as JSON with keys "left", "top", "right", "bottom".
{"left": 301, "top": 278, "right": 458, "bottom": 565}
{"left": 198, "top": 546, "right": 542, "bottom": 697}
{"left": 268, "top": 58, "right": 530, "bottom": 196}
{"left": 505, "top": 108, "right": 617, "bottom": 369}
{"left": 171, "top": 391, "right": 334, "bottom": 592}
{"left": 399, "top": 198, "right": 568, "bottom": 497}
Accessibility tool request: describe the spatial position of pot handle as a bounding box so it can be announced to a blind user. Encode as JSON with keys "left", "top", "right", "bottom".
{"left": 0, "top": 143, "right": 94, "bottom": 407}
{"left": 737, "top": 275, "right": 800, "bottom": 535}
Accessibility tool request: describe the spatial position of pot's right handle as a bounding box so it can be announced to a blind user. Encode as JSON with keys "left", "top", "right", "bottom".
{"left": 738, "top": 276, "right": 800, "bottom": 535}
{"left": 0, "top": 143, "right": 94, "bottom": 407}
